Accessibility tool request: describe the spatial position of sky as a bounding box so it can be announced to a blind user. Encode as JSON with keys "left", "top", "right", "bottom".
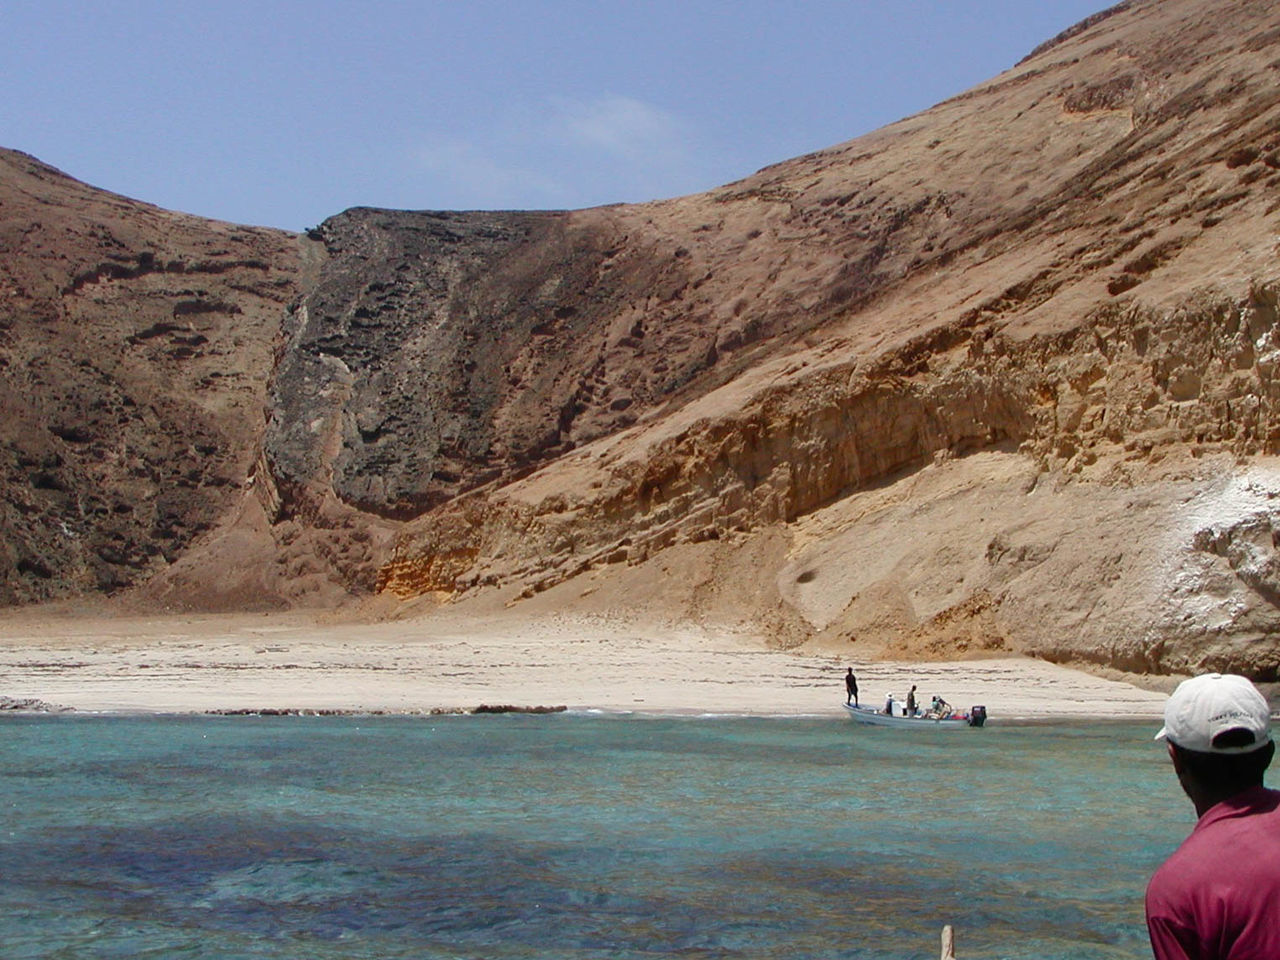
{"left": 2, "top": 1, "right": 1110, "bottom": 231}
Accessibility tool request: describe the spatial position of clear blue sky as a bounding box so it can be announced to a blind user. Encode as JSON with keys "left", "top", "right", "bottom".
{"left": 2, "top": 1, "right": 1108, "bottom": 231}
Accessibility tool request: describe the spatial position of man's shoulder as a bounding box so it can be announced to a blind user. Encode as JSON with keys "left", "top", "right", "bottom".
{"left": 1148, "top": 840, "right": 1199, "bottom": 901}
{"left": 1151, "top": 787, "right": 1280, "bottom": 892}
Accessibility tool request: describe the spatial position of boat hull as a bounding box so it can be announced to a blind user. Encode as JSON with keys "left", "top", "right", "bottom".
{"left": 842, "top": 703, "right": 973, "bottom": 728}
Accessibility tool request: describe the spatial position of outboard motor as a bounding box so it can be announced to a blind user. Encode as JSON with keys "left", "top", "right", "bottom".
{"left": 968, "top": 705, "right": 987, "bottom": 728}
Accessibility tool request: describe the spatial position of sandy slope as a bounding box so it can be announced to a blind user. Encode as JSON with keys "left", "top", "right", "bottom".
{"left": 0, "top": 610, "right": 1168, "bottom": 719}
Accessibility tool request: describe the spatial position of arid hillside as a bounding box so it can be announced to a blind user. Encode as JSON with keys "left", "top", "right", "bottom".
{"left": 4, "top": 0, "right": 1280, "bottom": 677}
{"left": 0, "top": 150, "right": 306, "bottom": 606}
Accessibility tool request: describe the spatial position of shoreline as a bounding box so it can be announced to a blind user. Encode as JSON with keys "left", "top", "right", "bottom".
{"left": 0, "top": 609, "right": 1171, "bottom": 720}
{"left": 0, "top": 706, "right": 1168, "bottom": 725}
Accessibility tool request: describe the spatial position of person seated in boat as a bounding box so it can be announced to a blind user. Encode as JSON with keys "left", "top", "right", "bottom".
{"left": 929, "top": 695, "right": 952, "bottom": 718}
{"left": 884, "top": 693, "right": 895, "bottom": 716}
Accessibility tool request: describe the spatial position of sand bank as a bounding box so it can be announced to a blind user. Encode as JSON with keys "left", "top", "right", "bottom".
{"left": 0, "top": 610, "right": 1169, "bottom": 719}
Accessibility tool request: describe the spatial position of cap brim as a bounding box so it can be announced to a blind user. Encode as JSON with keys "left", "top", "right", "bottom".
{"left": 1154, "top": 726, "right": 1169, "bottom": 741}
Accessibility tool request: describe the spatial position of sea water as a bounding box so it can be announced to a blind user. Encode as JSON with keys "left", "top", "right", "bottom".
{"left": 0, "top": 713, "right": 1203, "bottom": 960}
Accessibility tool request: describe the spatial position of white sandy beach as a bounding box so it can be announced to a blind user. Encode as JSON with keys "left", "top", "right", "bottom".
{"left": 0, "top": 609, "right": 1170, "bottom": 719}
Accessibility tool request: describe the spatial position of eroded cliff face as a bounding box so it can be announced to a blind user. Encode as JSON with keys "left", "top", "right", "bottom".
{"left": 4, "top": 0, "right": 1280, "bottom": 676}
{"left": 376, "top": 284, "right": 1280, "bottom": 674}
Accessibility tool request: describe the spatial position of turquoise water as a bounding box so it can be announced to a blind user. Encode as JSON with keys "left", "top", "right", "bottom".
{"left": 1, "top": 714, "right": 1201, "bottom": 959}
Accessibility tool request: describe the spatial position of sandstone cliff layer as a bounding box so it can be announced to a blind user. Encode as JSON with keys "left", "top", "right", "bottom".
{"left": 4, "top": 0, "right": 1280, "bottom": 677}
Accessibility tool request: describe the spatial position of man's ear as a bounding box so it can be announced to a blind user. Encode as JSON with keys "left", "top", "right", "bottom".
{"left": 1168, "top": 742, "right": 1183, "bottom": 774}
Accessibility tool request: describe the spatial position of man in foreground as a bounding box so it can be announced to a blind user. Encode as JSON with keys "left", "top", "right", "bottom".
{"left": 1146, "top": 673, "right": 1279, "bottom": 959}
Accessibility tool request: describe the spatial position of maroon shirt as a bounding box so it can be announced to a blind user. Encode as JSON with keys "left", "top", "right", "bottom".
{"left": 1146, "top": 786, "right": 1280, "bottom": 959}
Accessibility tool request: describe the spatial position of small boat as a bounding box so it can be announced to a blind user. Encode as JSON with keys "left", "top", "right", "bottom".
{"left": 843, "top": 703, "right": 987, "bottom": 728}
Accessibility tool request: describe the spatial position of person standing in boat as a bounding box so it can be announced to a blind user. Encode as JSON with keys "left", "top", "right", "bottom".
{"left": 1146, "top": 673, "right": 1280, "bottom": 960}
{"left": 845, "top": 668, "right": 859, "bottom": 706}
{"left": 905, "top": 685, "right": 918, "bottom": 717}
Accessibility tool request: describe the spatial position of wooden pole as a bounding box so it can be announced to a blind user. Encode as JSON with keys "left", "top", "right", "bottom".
{"left": 940, "top": 924, "right": 956, "bottom": 960}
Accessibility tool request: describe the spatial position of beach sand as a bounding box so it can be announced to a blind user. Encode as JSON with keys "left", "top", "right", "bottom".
{"left": 0, "top": 608, "right": 1169, "bottom": 719}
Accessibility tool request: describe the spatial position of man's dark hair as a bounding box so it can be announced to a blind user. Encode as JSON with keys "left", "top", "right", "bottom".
{"left": 1171, "top": 738, "right": 1275, "bottom": 794}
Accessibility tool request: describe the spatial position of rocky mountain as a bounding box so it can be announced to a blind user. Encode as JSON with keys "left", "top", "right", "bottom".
{"left": 0, "top": 151, "right": 305, "bottom": 605}
{"left": 4, "top": 0, "right": 1280, "bottom": 677}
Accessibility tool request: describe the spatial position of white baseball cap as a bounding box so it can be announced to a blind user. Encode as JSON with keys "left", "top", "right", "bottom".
{"left": 1155, "top": 673, "right": 1273, "bottom": 754}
